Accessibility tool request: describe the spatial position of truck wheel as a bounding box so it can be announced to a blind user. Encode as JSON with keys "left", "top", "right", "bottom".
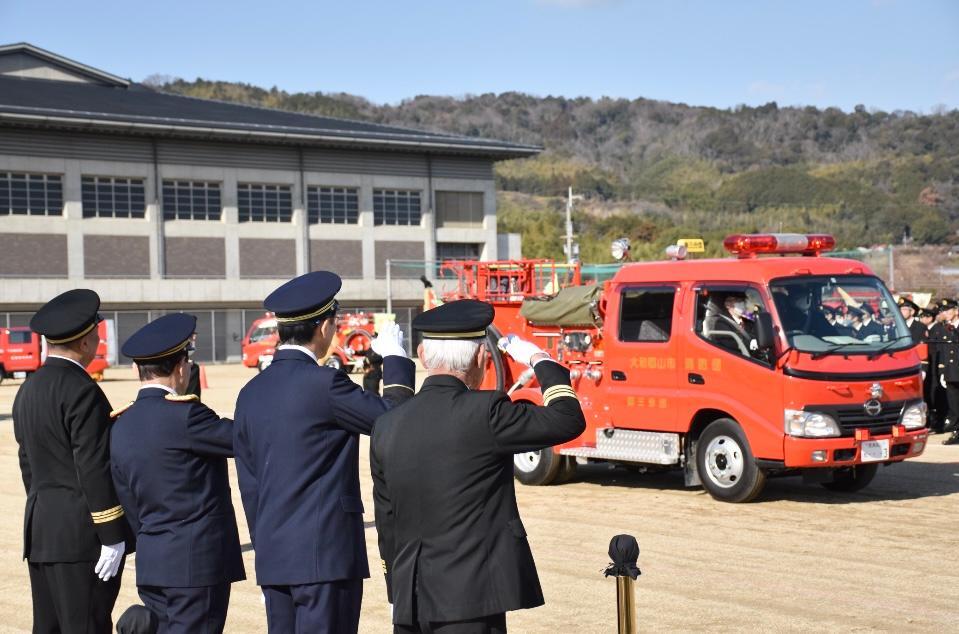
{"left": 696, "top": 418, "right": 766, "bottom": 503}
{"left": 554, "top": 455, "right": 578, "bottom": 484}
{"left": 514, "top": 448, "right": 563, "bottom": 486}
{"left": 325, "top": 356, "right": 343, "bottom": 371}
{"left": 257, "top": 359, "right": 269, "bottom": 373}
{"left": 821, "top": 464, "right": 878, "bottom": 492}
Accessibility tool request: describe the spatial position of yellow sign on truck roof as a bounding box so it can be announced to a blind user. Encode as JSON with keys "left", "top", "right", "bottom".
{"left": 678, "top": 238, "right": 705, "bottom": 253}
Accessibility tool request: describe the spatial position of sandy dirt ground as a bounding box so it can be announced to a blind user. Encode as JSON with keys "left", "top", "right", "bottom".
{"left": 1, "top": 363, "right": 958, "bottom": 633}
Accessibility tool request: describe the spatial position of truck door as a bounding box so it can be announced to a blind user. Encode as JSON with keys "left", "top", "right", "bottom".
{"left": 681, "top": 284, "right": 783, "bottom": 458}
{"left": 604, "top": 285, "right": 679, "bottom": 430}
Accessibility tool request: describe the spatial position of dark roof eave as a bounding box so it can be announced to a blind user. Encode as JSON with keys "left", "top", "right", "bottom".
{"left": 0, "top": 111, "right": 542, "bottom": 160}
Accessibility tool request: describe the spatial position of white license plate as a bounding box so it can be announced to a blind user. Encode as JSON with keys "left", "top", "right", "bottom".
{"left": 13, "top": 371, "right": 26, "bottom": 379}
{"left": 860, "top": 439, "right": 889, "bottom": 462}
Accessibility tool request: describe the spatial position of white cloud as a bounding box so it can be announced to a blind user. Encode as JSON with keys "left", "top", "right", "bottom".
{"left": 534, "top": 0, "right": 621, "bottom": 8}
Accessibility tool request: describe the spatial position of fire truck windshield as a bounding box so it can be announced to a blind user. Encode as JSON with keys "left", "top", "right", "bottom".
{"left": 769, "top": 275, "right": 912, "bottom": 355}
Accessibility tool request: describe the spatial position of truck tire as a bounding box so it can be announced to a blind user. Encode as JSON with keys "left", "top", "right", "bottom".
{"left": 821, "top": 464, "right": 878, "bottom": 493}
{"left": 554, "top": 455, "right": 578, "bottom": 484}
{"left": 514, "top": 448, "right": 564, "bottom": 486}
{"left": 696, "top": 418, "right": 766, "bottom": 503}
{"left": 325, "top": 355, "right": 343, "bottom": 371}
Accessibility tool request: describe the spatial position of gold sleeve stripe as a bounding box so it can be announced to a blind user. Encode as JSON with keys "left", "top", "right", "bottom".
{"left": 382, "top": 383, "right": 415, "bottom": 392}
{"left": 91, "top": 506, "right": 125, "bottom": 523}
{"left": 543, "top": 390, "right": 576, "bottom": 401}
{"left": 543, "top": 385, "right": 578, "bottom": 406}
{"left": 542, "top": 385, "right": 576, "bottom": 400}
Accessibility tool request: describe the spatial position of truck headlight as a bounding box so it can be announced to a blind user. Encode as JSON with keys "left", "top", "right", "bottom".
{"left": 900, "top": 402, "right": 926, "bottom": 429}
{"left": 784, "top": 409, "right": 841, "bottom": 438}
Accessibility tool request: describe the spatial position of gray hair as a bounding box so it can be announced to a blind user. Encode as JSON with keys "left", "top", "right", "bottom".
{"left": 420, "top": 338, "right": 481, "bottom": 373}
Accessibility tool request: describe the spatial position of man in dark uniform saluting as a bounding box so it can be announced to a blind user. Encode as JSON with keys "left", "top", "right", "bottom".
{"left": 13, "top": 289, "right": 129, "bottom": 633}
{"left": 371, "top": 300, "right": 587, "bottom": 634}
{"left": 110, "top": 313, "right": 245, "bottom": 633}
{"left": 233, "top": 271, "right": 416, "bottom": 633}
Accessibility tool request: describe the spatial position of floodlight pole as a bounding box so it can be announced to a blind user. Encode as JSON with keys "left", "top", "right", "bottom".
{"left": 566, "top": 187, "right": 583, "bottom": 264}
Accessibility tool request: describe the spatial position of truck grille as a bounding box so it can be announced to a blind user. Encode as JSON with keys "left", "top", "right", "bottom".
{"left": 806, "top": 400, "right": 906, "bottom": 437}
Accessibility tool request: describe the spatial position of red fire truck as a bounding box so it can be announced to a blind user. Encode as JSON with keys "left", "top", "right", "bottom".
{"left": 444, "top": 233, "right": 928, "bottom": 502}
{"left": 241, "top": 312, "right": 376, "bottom": 372}
{"left": 1, "top": 321, "right": 113, "bottom": 382}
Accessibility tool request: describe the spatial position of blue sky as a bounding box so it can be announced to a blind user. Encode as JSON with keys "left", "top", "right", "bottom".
{"left": 2, "top": 0, "right": 957, "bottom": 112}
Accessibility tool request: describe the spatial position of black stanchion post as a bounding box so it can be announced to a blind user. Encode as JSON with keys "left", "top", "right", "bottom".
{"left": 604, "top": 534, "right": 641, "bottom": 633}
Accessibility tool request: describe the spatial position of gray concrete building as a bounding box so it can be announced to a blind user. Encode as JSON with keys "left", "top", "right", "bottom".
{"left": 0, "top": 43, "right": 537, "bottom": 361}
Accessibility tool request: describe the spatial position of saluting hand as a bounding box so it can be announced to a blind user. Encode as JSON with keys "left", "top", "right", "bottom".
{"left": 94, "top": 541, "right": 125, "bottom": 581}
{"left": 500, "top": 335, "right": 550, "bottom": 367}
{"left": 371, "top": 323, "right": 407, "bottom": 359}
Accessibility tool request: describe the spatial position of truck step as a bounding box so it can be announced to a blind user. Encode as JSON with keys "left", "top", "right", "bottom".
{"left": 560, "top": 428, "right": 681, "bottom": 465}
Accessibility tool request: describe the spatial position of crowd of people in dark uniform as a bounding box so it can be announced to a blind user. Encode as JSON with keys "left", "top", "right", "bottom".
{"left": 12, "top": 272, "right": 585, "bottom": 634}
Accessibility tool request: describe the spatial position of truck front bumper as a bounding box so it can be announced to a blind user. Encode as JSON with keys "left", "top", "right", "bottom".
{"left": 783, "top": 427, "right": 928, "bottom": 468}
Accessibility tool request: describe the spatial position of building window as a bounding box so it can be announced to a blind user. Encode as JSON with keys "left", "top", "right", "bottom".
{"left": 162, "top": 180, "right": 221, "bottom": 221}
{"left": 435, "top": 191, "right": 484, "bottom": 228}
{"left": 238, "top": 183, "right": 293, "bottom": 222}
{"left": 81, "top": 176, "right": 146, "bottom": 219}
{"left": 0, "top": 172, "right": 62, "bottom": 216}
{"left": 436, "top": 242, "right": 482, "bottom": 260}
{"left": 373, "top": 189, "right": 421, "bottom": 226}
{"left": 308, "top": 186, "right": 359, "bottom": 224}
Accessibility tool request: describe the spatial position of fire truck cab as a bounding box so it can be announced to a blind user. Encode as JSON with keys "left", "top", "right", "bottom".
{"left": 457, "top": 234, "right": 928, "bottom": 502}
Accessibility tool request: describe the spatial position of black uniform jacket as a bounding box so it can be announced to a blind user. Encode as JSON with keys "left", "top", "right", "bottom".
{"left": 371, "top": 360, "right": 587, "bottom": 625}
{"left": 930, "top": 321, "right": 959, "bottom": 382}
{"left": 13, "top": 357, "right": 128, "bottom": 561}
{"left": 110, "top": 388, "right": 244, "bottom": 588}
{"left": 908, "top": 319, "right": 926, "bottom": 345}
{"left": 234, "top": 348, "right": 415, "bottom": 586}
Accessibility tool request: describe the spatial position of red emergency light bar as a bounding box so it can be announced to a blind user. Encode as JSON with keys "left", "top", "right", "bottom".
{"left": 723, "top": 233, "right": 836, "bottom": 258}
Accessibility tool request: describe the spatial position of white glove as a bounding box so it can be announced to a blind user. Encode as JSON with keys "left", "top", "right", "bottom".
{"left": 94, "top": 541, "right": 125, "bottom": 581}
{"left": 941, "top": 374, "right": 948, "bottom": 389}
{"left": 371, "top": 323, "right": 406, "bottom": 358}
{"left": 499, "top": 335, "right": 549, "bottom": 367}
{"left": 749, "top": 339, "right": 759, "bottom": 352}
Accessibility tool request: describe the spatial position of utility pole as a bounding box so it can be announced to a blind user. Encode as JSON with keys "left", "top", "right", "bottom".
{"left": 565, "top": 186, "right": 583, "bottom": 264}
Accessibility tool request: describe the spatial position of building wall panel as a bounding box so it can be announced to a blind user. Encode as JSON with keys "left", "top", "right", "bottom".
{"left": 310, "top": 240, "right": 363, "bottom": 278}
{"left": 0, "top": 128, "right": 153, "bottom": 163}
{"left": 375, "top": 241, "right": 425, "bottom": 278}
{"left": 157, "top": 140, "right": 300, "bottom": 171}
{"left": 164, "top": 237, "right": 225, "bottom": 278}
{"left": 431, "top": 156, "right": 494, "bottom": 180}
{"left": 83, "top": 235, "right": 150, "bottom": 277}
{"left": 238, "top": 238, "right": 296, "bottom": 278}
{"left": 0, "top": 233, "right": 68, "bottom": 276}
{"left": 303, "top": 148, "right": 429, "bottom": 177}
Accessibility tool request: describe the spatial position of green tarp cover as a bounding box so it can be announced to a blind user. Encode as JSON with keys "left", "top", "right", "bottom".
{"left": 520, "top": 285, "right": 601, "bottom": 326}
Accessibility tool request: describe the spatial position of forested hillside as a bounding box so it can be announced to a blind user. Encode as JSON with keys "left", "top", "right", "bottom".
{"left": 150, "top": 77, "right": 959, "bottom": 261}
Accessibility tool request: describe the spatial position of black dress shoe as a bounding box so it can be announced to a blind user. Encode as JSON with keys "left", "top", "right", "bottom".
{"left": 944, "top": 432, "right": 959, "bottom": 445}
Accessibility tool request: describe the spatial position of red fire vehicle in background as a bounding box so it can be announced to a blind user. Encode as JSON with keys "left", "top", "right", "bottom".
{"left": 241, "top": 311, "right": 376, "bottom": 372}
{"left": 443, "top": 233, "right": 928, "bottom": 502}
{"left": 1, "top": 321, "right": 113, "bottom": 383}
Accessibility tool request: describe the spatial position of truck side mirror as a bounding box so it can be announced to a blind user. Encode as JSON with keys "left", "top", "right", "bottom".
{"left": 755, "top": 312, "right": 775, "bottom": 350}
